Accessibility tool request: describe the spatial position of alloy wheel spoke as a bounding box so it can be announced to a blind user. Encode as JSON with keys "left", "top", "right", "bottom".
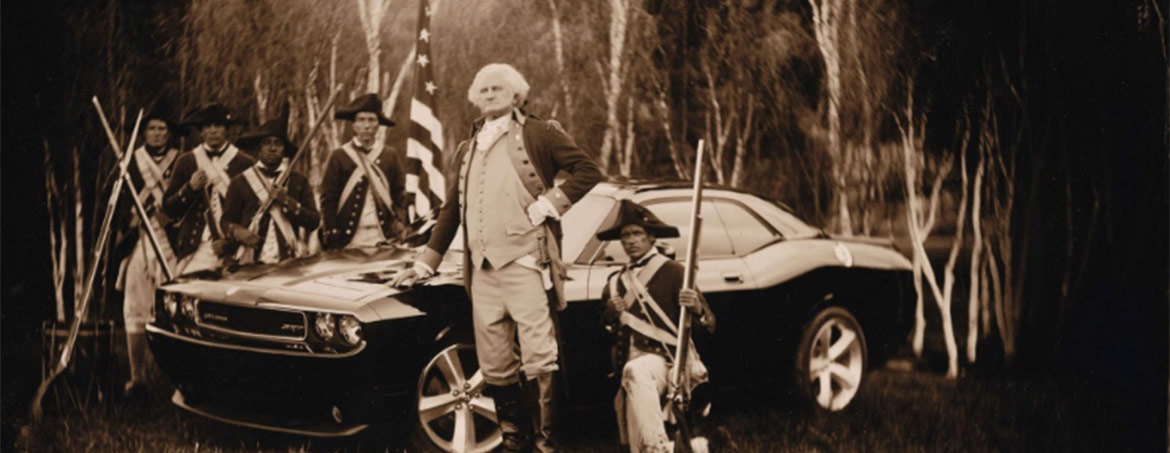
{"left": 467, "top": 369, "right": 485, "bottom": 394}
{"left": 452, "top": 406, "right": 476, "bottom": 453}
{"left": 816, "top": 324, "right": 833, "bottom": 353}
{"left": 810, "top": 357, "right": 829, "bottom": 376}
{"left": 418, "top": 394, "right": 459, "bottom": 423}
{"left": 437, "top": 348, "right": 467, "bottom": 388}
{"left": 828, "top": 362, "right": 860, "bottom": 388}
{"left": 469, "top": 395, "right": 498, "bottom": 423}
{"left": 827, "top": 328, "right": 856, "bottom": 361}
{"left": 816, "top": 369, "right": 833, "bottom": 407}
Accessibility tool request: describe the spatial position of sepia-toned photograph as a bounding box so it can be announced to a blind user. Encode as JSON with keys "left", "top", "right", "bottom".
{"left": 2, "top": 0, "right": 1166, "bottom": 451}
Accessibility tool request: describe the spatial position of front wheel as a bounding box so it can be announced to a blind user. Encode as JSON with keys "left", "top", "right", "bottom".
{"left": 411, "top": 342, "right": 502, "bottom": 453}
{"left": 794, "top": 306, "right": 868, "bottom": 412}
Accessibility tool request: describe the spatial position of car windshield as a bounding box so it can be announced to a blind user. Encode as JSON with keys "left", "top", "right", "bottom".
{"left": 559, "top": 194, "right": 616, "bottom": 262}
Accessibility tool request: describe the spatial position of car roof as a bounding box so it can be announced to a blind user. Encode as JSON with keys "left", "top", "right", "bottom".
{"left": 585, "top": 178, "right": 798, "bottom": 214}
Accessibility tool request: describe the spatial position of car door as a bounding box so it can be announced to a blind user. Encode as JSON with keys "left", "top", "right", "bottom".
{"left": 705, "top": 198, "right": 785, "bottom": 386}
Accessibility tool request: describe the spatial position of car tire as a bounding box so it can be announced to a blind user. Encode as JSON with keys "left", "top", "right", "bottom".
{"left": 794, "top": 306, "right": 868, "bottom": 412}
{"left": 408, "top": 339, "right": 502, "bottom": 453}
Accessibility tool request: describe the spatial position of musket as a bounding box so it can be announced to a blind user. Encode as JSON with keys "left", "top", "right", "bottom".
{"left": 236, "top": 84, "right": 341, "bottom": 259}
{"left": 30, "top": 107, "right": 144, "bottom": 420}
{"left": 92, "top": 97, "right": 177, "bottom": 281}
{"left": 667, "top": 139, "right": 705, "bottom": 453}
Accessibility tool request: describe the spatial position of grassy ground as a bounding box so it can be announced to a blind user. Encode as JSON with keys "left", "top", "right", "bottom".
{"left": 15, "top": 361, "right": 1163, "bottom": 453}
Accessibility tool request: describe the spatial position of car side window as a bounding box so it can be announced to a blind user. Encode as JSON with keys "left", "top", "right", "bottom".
{"left": 713, "top": 200, "right": 780, "bottom": 254}
{"left": 599, "top": 200, "right": 734, "bottom": 262}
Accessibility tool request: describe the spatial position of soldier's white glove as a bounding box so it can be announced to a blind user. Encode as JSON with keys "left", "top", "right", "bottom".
{"left": 526, "top": 196, "right": 560, "bottom": 226}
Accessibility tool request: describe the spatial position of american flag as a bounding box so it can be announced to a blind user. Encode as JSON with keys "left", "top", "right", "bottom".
{"left": 404, "top": 0, "right": 445, "bottom": 224}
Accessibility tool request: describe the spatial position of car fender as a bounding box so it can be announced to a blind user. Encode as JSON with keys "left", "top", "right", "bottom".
{"left": 744, "top": 238, "right": 911, "bottom": 289}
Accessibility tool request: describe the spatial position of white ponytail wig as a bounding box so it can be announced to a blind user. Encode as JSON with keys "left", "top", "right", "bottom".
{"left": 467, "top": 63, "right": 530, "bottom": 111}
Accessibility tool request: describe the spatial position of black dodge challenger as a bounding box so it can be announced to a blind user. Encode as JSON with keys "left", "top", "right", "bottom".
{"left": 147, "top": 180, "right": 914, "bottom": 452}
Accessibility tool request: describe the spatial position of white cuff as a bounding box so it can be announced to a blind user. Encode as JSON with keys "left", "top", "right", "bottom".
{"left": 413, "top": 261, "right": 436, "bottom": 278}
{"left": 537, "top": 196, "right": 560, "bottom": 220}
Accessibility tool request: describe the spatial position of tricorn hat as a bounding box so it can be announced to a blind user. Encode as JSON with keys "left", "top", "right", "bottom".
{"left": 181, "top": 103, "right": 246, "bottom": 128}
{"left": 334, "top": 93, "right": 395, "bottom": 126}
{"left": 235, "top": 117, "right": 295, "bottom": 156}
{"left": 595, "top": 199, "right": 680, "bottom": 241}
{"left": 144, "top": 98, "right": 180, "bottom": 132}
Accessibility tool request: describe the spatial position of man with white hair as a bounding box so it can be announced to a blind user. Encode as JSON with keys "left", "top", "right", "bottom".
{"left": 392, "top": 63, "right": 602, "bottom": 452}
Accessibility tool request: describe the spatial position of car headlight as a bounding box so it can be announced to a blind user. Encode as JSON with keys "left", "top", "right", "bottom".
{"left": 339, "top": 315, "right": 362, "bottom": 345}
{"left": 314, "top": 313, "right": 336, "bottom": 340}
{"left": 180, "top": 297, "right": 197, "bottom": 319}
{"left": 163, "top": 293, "right": 180, "bottom": 317}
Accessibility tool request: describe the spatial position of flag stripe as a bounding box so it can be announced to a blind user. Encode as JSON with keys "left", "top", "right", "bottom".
{"left": 405, "top": 0, "right": 445, "bottom": 223}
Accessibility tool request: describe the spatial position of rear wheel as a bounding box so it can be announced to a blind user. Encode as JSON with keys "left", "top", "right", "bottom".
{"left": 794, "top": 306, "right": 867, "bottom": 412}
{"left": 411, "top": 342, "right": 502, "bottom": 453}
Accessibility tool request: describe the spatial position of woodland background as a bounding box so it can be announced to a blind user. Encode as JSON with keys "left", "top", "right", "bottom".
{"left": 1, "top": 0, "right": 1167, "bottom": 449}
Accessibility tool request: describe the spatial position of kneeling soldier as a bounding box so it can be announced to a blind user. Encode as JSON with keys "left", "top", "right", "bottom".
{"left": 220, "top": 116, "right": 320, "bottom": 264}
{"left": 599, "top": 200, "right": 715, "bottom": 453}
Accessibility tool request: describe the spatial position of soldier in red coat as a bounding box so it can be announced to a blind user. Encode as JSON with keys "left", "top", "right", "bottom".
{"left": 220, "top": 116, "right": 320, "bottom": 264}
{"left": 393, "top": 64, "right": 603, "bottom": 453}
{"left": 163, "top": 103, "right": 253, "bottom": 273}
{"left": 319, "top": 93, "right": 407, "bottom": 250}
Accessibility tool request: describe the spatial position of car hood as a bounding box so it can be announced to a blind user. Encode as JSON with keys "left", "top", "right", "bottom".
{"left": 160, "top": 246, "right": 464, "bottom": 318}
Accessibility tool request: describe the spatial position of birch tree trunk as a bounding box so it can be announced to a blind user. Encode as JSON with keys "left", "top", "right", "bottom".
{"left": 44, "top": 142, "right": 67, "bottom": 323}
{"left": 730, "top": 93, "right": 756, "bottom": 187}
{"left": 808, "top": 0, "right": 851, "bottom": 236}
{"left": 385, "top": 45, "right": 417, "bottom": 119}
{"left": 598, "top": 0, "right": 630, "bottom": 173}
{"left": 701, "top": 59, "right": 733, "bottom": 185}
{"left": 899, "top": 88, "right": 961, "bottom": 377}
{"left": 619, "top": 87, "right": 636, "bottom": 176}
{"left": 72, "top": 147, "right": 86, "bottom": 318}
{"left": 966, "top": 132, "right": 986, "bottom": 364}
{"left": 254, "top": 72, "right": 269, "bottom": 123}
{"left": 546, "top": 0, "right": 573, "bottom": 126}
{"left": 356, "top": 0, "right": 388, "bottom": 94}
{"left": 654, "top": 85, "right": 686, "bottom": 179}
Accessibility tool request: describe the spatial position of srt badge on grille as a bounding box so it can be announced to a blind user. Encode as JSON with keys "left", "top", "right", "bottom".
{"left": 203, "top": 313, "right": 229, "bottom": 322}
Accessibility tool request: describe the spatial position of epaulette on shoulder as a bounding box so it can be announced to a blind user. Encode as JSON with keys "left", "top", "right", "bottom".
{"left": 544, "top": 118, "right": 568, "bottom": 135}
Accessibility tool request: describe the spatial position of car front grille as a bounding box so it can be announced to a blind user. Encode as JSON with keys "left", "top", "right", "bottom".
{"left": 196, "top": 301, "right": 307, "bottom": 341}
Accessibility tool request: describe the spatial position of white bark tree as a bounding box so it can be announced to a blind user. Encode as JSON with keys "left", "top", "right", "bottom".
{"left": 546, "top": 0, "right": 573, "bottom": 126}
{"left": 899, "top": 82, "right": 962, "bottom": 378}
{"left": 356, "top": 0, "right": 390, "bottom": 94}
{"left": 44, "top": 141, "right": 68, "bottom": 323}
{"left": 966, "top": 104, "right": 987, "bottom": 364}
{"left": 808, "top": 0, "right": 851, "bottom": 235}
{"left": 598, "top": 0, "right": 631, "bottom": 174}
{"left": 72, "top": 147, "right": 86, "bottom": 317}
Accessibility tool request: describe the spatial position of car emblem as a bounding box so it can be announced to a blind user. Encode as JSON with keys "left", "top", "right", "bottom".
{"left": 834, "top": 242, "right": 854, "bottom": 267}
{"left": 203, "top": 312, "right": 229, "bottom": 323}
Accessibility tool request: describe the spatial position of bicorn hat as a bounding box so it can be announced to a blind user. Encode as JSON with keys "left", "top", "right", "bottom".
{"left": 333, "top": 93, "right": 395, "bottom": 126}
{"left": 181, "top": 103, "right": 246, "bottom": 128}
{"left": 595, "top": 199, "right": 681, "bottom": 241}
{"left": 235, "top": 117, "right": 295, "bottom": 156}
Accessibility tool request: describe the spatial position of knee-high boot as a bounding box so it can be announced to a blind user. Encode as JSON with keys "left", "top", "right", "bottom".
{"left": 524, "top": 373, "right": 558, "bottom": 452}
{"left": 125, "top": 331, "right": 148, "bottom": 395}
{"left": 489, "top": 382, "right": 531, "bottom": 453}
